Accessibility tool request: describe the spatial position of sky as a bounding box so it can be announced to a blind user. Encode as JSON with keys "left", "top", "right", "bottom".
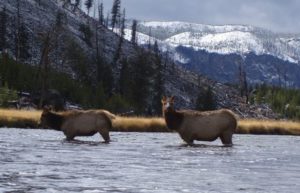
{"left": 93, "top": 0, "right": 300, "bottom": 34}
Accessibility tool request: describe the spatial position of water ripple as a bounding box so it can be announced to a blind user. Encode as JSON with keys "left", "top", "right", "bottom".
{"left": 0, "top": 128, "right": 299, "bottom": 193}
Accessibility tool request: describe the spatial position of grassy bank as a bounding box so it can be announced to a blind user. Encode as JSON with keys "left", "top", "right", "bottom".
{"left": 0, "top": 109, "right": 300, "bottom": 135}
{"left": 237, "top": 119, "right": 300, "bottom": 135}
{"left": 0, "top": 109, "right": 40, "bottom": 128}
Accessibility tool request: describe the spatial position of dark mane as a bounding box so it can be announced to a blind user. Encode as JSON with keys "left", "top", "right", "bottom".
{"left": 44, "top": 111, "right": 64, "bottom": 130}
{"left": 164, "top": 110, "right": 184, "bottom": 131}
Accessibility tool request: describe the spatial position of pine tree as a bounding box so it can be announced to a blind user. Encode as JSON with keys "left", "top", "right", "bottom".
{"left": 195, "top": 86, "right": 216, "bottom": 111}
{"left": 55, "top": 11, "right": 64, "bottom": 28}
{"left": 0, "top": 7, "right": 8, "bottom": 52}
{"left": 131, "top": 20, "right": 137, "bottom": 45}
{"left": 163, "top": 49, "right": 169, "bottom": 69}
{"left": 85, "top": 0, "right": 93, "bottom": 16}
{"left": 242, "top": 71, "right": 249, "bottom": 103}
{"left": 147, "top": 27, "right": 152, "bottom": 49}
{"left": 15, "top": 0, "right": 21, "bottom": 63}
{"left": 131, "top": 49, "right": 152, "bottom": 113}
{"left": 105, "top": 12, "right": 110, "bottom": 28}
{"left": 102, "top": 63, "right": 114, "bottom": 96}
{"left": 98, "top": 2, "right": 104, "bottom": 25}
{"left": 18, "top": 23, "right": 30, "bottom": 62}
{"left": 36, "top": 11, "right": 67, "bottom": 108}
{"left": 14, "top": 0, "right": 30, "bottom": 63}
{"left": 73, "top": 0, "right": 81, "bottom": 12}
{"left": 152, "top": 41, "right": 164, "bottom": 115}
{"left": 111, "top": 0, "right": 121, "bottom": 30}
{"left": 238, "top": 60, "right": 249, "bottom": 103}
{"left": 119, "top": 57, "right": 131, "bottom": 97}
{"left": 114, "top": 9, "right": 125, "bottom": 63}
{"left": 79, "top": 23, "right": 93, "bottom": 46}
{"left": 63, "top": 0, "right": 71, "bottom": 8}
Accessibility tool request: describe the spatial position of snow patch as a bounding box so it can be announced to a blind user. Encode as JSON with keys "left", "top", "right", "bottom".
{"left": 165, "top": 31, "right": 264, "bottom": 55}
{"left": 173, "top": 52, "right": 190, "bottom": 64}
{"left": 141, "top": 21, "right": 256, "bottom": 34}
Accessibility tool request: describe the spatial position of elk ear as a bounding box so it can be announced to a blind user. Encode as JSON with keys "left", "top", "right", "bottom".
{"left": 161, "top": 96, "right": 166, "bottom": 103}
{"left": 170, "top": 96, "right": 175, "bottom": 102}
{"left": 43, "top": 105, "right": 51, "bottom": 113}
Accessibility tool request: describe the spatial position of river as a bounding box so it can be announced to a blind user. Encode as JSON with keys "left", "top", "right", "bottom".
{"left": 0, "top": 128, "right": 299, "bottom": 193}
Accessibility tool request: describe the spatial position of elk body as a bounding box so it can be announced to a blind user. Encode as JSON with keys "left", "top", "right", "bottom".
{"left": 162, "top": 97, "right": 237, "bottom": 145}
{"left": 40, "top": 109, "right": 116, "bottom": 143}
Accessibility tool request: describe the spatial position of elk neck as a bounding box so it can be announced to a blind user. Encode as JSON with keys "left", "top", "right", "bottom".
{"left": 46, "top": 112, "right": 64, "bottom": 131}
{"left": 164, "top": 109, "right": 184, "bottom": 131}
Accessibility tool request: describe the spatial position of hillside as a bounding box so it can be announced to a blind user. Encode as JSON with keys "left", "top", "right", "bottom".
{"left": 0, "top": 0, "right": 280, "bottom": 118}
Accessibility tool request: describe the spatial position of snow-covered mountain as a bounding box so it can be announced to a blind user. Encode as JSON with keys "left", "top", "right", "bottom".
{"left": 125, "top": 21, "right": 300, "bottom": 87}
{"left": 137, "top": 21, "right": 300, "bottom": 63}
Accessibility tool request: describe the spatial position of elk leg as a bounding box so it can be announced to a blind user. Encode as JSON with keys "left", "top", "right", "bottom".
{"left": 99, "top": 128, "right": 110, "bottom": 143}
{"left": 181, "top": 136, "right": 194, "bottom": 146}
{"left": 66, "top": 135, "right": 75, "bottom": 141}
{"left": 220, "top": 130, "right": 233, "bottom": 146}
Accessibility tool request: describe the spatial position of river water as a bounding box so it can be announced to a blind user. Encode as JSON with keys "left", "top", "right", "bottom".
{"left": 0, "top": 128, "right": 299, "bottom": 193}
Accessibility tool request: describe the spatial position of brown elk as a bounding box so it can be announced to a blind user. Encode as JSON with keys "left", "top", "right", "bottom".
{"left": 40, "top": 108, "right": 116, "bottom": 143}
{"left": 162, "top": 96, "right": 237, "bottom": 146}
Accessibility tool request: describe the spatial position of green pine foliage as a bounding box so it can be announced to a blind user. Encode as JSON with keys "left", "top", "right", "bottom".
{"left": 0, "top": 54, "right": 106, "bottom": 108}
{"left": 118, "top": 45, "right": 165, "bottom": 115}
{"left": 111, "top": 0, "right": 121, "bottom": 29}
{"left": 130, "top": 49, "right": 152, "bottom": 113}
{"left": 0, "top": 6, "right": 8, "bottom": 51}
{"left": 17, "top": 23, "right": 31, "bottom": 62}
{"left": 106, "top": 94, "right": 130, "bottom": 113}
{"left": 152, "top": 41, "right": 164, "bottom": 115}
{"left": 79, "top": 23, "right": 93, "bottom": 46}
{"left": 0, "top": 84, "right": 18, "bottom": 107}
{"left": 84, "top": 0, "right": 93, "bottom": 15}
{"left": 74, "top": 0, "right": 81, "bottom": 11}
{"left": 195, "top": 86, "right": 217, "bottom": 111}
{"left": 252, "top": 85, "right": 300, "bottom": 120}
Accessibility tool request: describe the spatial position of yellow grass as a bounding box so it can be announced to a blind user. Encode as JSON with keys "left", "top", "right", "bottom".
{"left": 112, "top": 116, "right": 169, "bottom": 132}
{"left": 0, "top": 109, "right": 41, "bottom": 128}
{"left": 238, "top": 119, "right": 300, "bottom": 135}
{"left": 0, "top": 109, "right": 300, "bottom": 135}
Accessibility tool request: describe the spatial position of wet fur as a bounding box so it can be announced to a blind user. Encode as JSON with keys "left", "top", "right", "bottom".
{"left": 40, "top": 109, "right": 116, "bottom": 143}
{"left": 162, "top": 97, "right": 237, "bottom": 145}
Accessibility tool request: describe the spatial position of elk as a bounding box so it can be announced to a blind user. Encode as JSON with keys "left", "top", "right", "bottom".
{"left": 40, "top": 108, "right": 116, "bottom": 143}
{"left": 162, "top": 96, "right": 237, "bottom": 146}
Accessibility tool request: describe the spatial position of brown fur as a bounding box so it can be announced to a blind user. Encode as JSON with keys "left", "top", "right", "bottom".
{"left": 40, "top": 109, "right": 116, "bottom": 143}
{"left": 162, "top": 96, "right": 237, "bottom": 145}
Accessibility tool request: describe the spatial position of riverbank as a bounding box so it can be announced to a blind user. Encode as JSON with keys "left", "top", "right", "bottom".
{"left": 0, "top": 109, "right": 299, "bottom": 135}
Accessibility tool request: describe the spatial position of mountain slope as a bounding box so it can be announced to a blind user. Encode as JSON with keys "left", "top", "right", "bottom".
{"left": 138, "top": 21, "right": 300, "bottom": 63}
{"left": 128, "top": 21, "right": 300, "bottom": 87}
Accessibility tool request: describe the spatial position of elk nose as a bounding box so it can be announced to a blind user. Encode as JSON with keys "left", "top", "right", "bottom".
{"left": 164, "top": 106, "right": 172, "bottom": 112}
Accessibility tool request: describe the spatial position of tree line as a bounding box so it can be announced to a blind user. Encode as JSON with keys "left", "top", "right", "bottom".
{"left": 251, "top": 84, "right": 300, "bottom": 120}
